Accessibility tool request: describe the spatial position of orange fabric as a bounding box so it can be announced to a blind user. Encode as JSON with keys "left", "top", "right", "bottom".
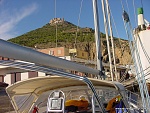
{"left": 65, "top": 99, "right": 88, "bottom": 108}
{"left": 106, "top": 95, "right": 121, "bottom": 113}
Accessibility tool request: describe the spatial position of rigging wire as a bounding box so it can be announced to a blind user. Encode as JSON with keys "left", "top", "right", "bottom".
{"left": 108, "top": 6, "right": 131, "bottom": 71}
{"left": 125, "top": 0, "right": 131, "bottom": 20}
{"left": 119, "top": 0, "right": 132, "bottom": 59}
{"left": 123, "top": 20, "right": 147, "bottom": 110}
{"left": 132, "top": 0, "right": 150, "bottom": 79}
{"left": 133, "top": 33, "right": 150, "bottom": 91}
{"left": 121, "top": 0, "right": 149, "bottom": 85}
{"left": 128, "top": 65, "right": 150, "bottom": 81}
{"left": 129, "top": 23, "right": 150, "bottom": 104}
{"left": 108, "top": 0, "right": 133, "bottom": 82}
{"left": 137, "top": 34, "right": 150, "bottom": 64}
{"left": 101, "top": 0, "right": 114, "bottom": 81}
{"left": 131, "top": 65, "right": 150, "bottom": 82}
{"left": 110, "top": 0, "right": 131, "bottom": 83}
{"left": 124, "top": 7, "right": 150, "bottom": 111}
{"left": 132, "top": 0, "right": 137, "bottom": 26}
{"left": 120, "top": 0, "right": 149, "bottom": 109}
{"left": 130, "top": 25, "right": 150, "bottom": 113}
{"left": 126, "top": 65, "right": 150, "bottom": 89}
{"left": 119, "top": 58, "right": 135, "bottom": 83}
{"left": 140, "top": 0, "right": 143, "bottom": 8}
{"left": 105, "top": 0, "right": 118, "bottom": 81}
{"left": 75, "top": 0, "right": 84, "bottom": 49}
{"left": 120, "top": 0, "right": 125, "bottom": 11}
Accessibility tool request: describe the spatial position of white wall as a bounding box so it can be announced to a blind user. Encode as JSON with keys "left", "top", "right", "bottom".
{"left": 38, "top": 72, "right": 45, "bottom": 76}
{"left": 4, "top": 74, "right": 11, "bottom": 85}
{"left": 21, "top": 72, "right": 29, "bottom": 81}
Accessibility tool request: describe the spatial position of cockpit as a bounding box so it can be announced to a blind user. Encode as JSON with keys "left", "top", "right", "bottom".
{"left": 6, "top": 76, "right": 139, "bottom": 113}
{"left": 32, "top": 87, "right": 127, "bottom": 113}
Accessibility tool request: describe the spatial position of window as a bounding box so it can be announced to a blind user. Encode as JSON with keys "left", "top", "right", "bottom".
{"left": 49, "top": 50, "right": 54, "bottom": 55}
{"left": 82, "top": 53, "right": 84, "bottom": 56}
{"left": 58, "top": 50, "right": 61, "bottom": 54}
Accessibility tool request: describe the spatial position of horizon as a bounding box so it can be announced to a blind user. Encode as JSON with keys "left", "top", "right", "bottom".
{"left": 0, "top": 0, "right": 150, "bottom": 40}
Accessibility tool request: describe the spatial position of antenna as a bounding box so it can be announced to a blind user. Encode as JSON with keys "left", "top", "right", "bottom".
{"left": 75, "top": 0, "right": 83, "bottom": 49}
{"left": 55, "top": 0, "right": 58, "bottom": 48}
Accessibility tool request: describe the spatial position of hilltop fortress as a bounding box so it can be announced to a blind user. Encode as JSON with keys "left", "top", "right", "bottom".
{"left": 49, "top": 18, "right": 65, "bottom": 25}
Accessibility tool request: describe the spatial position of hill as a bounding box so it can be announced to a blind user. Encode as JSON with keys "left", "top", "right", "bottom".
{"left": 8, "top": 18, "right": 131, "bottom": 65}
{"left": 8, "top": 18, "right": 96, "bottom": 48}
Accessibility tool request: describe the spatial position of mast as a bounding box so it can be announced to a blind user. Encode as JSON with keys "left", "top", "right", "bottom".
{"left": 92, "top": 0, "right": 105, "bottom": 79}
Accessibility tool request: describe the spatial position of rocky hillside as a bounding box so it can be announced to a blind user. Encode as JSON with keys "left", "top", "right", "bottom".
{"left": 8, "top": 18, "right": 131, "bottom": 65}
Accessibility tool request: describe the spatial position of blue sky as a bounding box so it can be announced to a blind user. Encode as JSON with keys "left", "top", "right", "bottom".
{"left": 0, "top": 0, "right": 149, "bottom": 40}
